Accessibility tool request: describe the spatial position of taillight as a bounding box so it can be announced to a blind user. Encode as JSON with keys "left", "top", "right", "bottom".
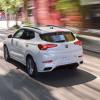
{"left": 74, "top": 40, "right": 82, "bottom": 46}
{"left": 38, "top": 44, "right": 57, "bottom": 50}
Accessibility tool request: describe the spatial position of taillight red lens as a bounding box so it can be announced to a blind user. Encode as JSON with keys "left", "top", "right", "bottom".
{"left": 38, "top": 44, "right": 57, "bottom": 50}
{"left": 74, "top": 40, "right": 82, "bottom": 46}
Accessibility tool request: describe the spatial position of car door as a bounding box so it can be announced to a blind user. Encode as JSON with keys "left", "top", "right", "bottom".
{"left": 10, "top": 29, "right": 25, "bottom": 61}
{"left": 12, "top": 29, "right": 35, "bottom": 63}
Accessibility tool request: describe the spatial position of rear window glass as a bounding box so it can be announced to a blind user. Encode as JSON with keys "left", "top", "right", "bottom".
{"left": 40, "top": 32, "right": 75, "bottom": 42}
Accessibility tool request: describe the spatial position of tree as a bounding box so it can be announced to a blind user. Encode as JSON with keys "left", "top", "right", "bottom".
{"left": 9, "top": 0, "right": 23, "bottom": 26}
{"left": 23, "top": 0, "right": 29, "bottom": 24}
{"left": 55, "top": 0, "right": 83, "bottom": 27}
{"left": 55, "top": 0, "right": 79, "bottom": 14}
{"left": 0, "top": 0, "right": 22, "bottom": 28}
{"left": 0, "top": 0, "right": 10, "bottom": 28}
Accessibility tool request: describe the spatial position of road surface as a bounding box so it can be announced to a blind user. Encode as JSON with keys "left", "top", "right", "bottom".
{"left": 0, "top": 31, "right": 100, "bottom": 100}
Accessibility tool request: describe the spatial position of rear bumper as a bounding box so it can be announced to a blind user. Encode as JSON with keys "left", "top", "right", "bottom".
{"left": 37, "top": 59, "right": 83, "bottom": 72}
{"left": 36, "top": 49, "right": 83, "bottom": 72}
{"left": 53, "top": 63, "right": 79, "bottom": 71}
{"left": 44, "top": 61, "right": 84, "bottom": 71}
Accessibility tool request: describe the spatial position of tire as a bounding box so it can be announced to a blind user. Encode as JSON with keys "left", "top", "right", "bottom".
{"left": 4, "top": 46, "right": 11, "bottom": 61}
{"left": 26, "top": 56, "right": 38, "bottom": 77}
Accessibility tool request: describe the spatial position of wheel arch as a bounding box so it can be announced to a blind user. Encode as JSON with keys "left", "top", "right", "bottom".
{"left": 25, "top": 50, "right": 39, "bottom": 70}
{"left": 26, "top": 54, "right": 33, "bottom": 61}
{"left": 3, "top": 43, "right": 9, "bottom": 51}
{"left": 3, "top": 44, "right": 7, "bottom": 48}
{"left": 25, "top": 53, "right": 36, "bottom": 65}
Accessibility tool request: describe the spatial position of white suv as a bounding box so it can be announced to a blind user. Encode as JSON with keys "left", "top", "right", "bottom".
{"left": 3, "top": 25, "right": 83, "bottom": 77}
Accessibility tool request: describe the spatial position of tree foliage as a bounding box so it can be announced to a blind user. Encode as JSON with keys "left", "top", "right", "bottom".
{"left": 0, "top": 0, "right": 23, "bottom": 27}
{"left": 22, "top": 0, "right": 29, "bottom": 23}
{"left": 0, "top": 0, "right": 22, "bottom": 14}
{"left": 55, "top": 0, "right": 79, "bottom": 13}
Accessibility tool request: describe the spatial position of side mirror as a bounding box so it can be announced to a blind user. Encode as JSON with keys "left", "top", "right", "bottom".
{"left": 8, "top": 34, "right": 12, "bottom": 38}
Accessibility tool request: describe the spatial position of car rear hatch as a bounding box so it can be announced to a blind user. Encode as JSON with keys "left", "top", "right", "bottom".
{"left": 39, "top": 31, "right": 83, "bottom": 65}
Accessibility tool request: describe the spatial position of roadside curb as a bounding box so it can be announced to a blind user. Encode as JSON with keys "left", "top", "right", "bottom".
{"left": 78, "top": 35, "right": 100, "bottom": 54}
{"left": 83, "top": 45, "right": 100, "bottom": 54}
{"left": 83, "top": 48, "right": 100, "bottom": 54}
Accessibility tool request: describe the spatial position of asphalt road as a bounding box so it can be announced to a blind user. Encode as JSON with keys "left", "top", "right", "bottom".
{"left": 0, "top": 46, "right": 100, "bottom": 100}
{"left": 0, "top": 30, "right": 100, "bottom": 100}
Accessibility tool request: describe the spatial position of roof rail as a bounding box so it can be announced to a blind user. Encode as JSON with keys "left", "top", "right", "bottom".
{"left": 23, "top": 25, "right": 42, "bottom": 30}
{"left": 31, "top": 26, "right": 41, "bottom": 30}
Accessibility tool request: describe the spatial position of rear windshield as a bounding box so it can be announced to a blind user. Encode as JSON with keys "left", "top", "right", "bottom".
{"left": 40, "top": 32, "right": 75, "bottom": 42}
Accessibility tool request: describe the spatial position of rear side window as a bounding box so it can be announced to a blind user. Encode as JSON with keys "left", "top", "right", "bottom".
{"left": 40, "top": 32, "right": 75, "bottom": 42}
{"left": 21, "top": 29, "right": 35, "bottom": 40}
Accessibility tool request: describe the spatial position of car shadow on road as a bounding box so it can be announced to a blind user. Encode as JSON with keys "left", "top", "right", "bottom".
{"left": 9, "top": 59, "right": 96, "bottom": 88}
{"left": 36, "top": 68, "right": 96, "bottom": 87}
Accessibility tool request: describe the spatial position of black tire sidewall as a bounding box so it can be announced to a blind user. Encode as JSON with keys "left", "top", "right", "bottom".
{"left": 68, "top": 64, "right": 79, "bottom": 69}
{"left": 4, "top": 46, "right": 10, "bottom": 61}
{"left": 26, "top": 57, "right": 37, "bottom": 77}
